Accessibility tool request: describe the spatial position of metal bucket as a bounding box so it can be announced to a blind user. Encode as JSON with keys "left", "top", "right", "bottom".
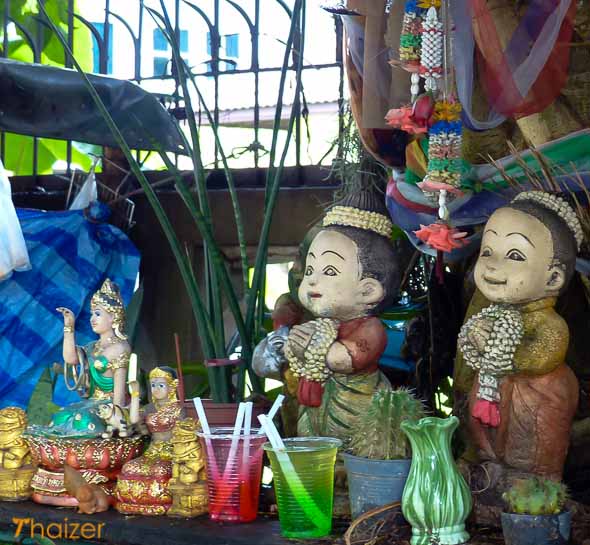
{"left": 501, "top": 510, "right": 571, "bottom": 545}
{"left": 342, "top": 453, "right": 411, "bottom": 520}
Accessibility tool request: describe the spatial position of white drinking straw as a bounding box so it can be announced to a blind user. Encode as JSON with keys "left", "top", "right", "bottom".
{"left": 222, "top": 402, "right": 247, "bottom": 480}
{"left": 193, "top": 397, "right": 219, "bottom": 480}
{"left": 258, "top": 415, "right": 329, "bottom": 529}
{"left": 193, "top": 397, "right": 211, "bottom": 435}
{"left": 241, "top": 402, "right": 253, "bottom": 481}
{"left": 243, "top": 402, "right": 253, "bottom": 437}
{"left": 257, "top": 394, "right": 285, "bottom": 435}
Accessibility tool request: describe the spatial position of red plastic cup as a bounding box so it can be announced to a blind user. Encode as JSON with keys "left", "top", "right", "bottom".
{"left": 198, "top": 427, "right": 266, "bottom": 523}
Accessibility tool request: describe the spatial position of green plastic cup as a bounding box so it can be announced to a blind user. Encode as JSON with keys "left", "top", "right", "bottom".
{"left": 264, "top": 437, "right": 341, "bottom": 539}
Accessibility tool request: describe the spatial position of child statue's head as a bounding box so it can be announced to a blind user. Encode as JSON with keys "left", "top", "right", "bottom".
{"left": 475, "top": 191, "right": 583, "bottom": 304}
{"left": 298, "top": 191, "right": 407, "bottom": 321}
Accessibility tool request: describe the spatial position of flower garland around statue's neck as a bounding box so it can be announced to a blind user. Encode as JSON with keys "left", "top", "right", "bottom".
{"left": 458, "top": 303, "right": 525, "bottom": 427}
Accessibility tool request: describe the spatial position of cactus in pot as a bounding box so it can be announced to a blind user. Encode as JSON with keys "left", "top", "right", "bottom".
{"left": 501, "top": 477, "right": 571, "bottom": 545}
{"left": 503, "top": 478, "right": 568, "bottom": 516}
{"left": 348, "top": 388, "right": 426, "bottom": 459}
{"left": 343, "top": 389, "right": 425, "bottom": 519}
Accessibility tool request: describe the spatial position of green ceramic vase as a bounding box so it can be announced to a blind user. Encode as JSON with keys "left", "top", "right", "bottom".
{"left": 401, "top": 416, "right": 472, "bottom": 545}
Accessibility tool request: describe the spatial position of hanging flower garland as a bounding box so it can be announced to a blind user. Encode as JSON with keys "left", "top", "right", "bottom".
{"left": 419, "top": 5, "right": 443, "bottom": 93}
{"left": 391, "top": 0, "right": 468, "bottom": 255}
{"left": 399, "top": 1, "right": 426, "bottom": 71}
{"left": 419, "top": 98, "right": 463, "bottom": 194}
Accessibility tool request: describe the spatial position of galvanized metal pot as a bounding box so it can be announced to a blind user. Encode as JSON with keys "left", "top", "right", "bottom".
{"left": 342, "top": 453, "right": 411, "bottom": 519}
{"left": 501, "top": 510, "right": 571, "bottom": 545}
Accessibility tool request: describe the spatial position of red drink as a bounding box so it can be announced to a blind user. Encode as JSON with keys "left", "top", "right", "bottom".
{"left": 198, "top": 427, "right": 266, "bottom": 523}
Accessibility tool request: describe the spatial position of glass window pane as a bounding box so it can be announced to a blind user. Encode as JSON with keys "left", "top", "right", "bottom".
{"left": 179, "top": 29, "right": 189, "bottom": 53}
{"left": 153, "top": 57, "right": 169, "bottom": 76}
{"left": 153, "top": 28, "right": 168, "bottom": 51}
{"left": 92, "top": 22, "right": 113, "bottom": 74}
{"left": 225, "top": 34, "right": 239, "bottom": 58}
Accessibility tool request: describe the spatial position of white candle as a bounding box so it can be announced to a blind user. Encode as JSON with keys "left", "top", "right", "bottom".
{"left": 128, "top": 353, "right": 138, "bottom": 383}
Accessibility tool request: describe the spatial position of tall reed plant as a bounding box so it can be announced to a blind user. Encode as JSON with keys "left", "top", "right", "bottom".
{"left": 39, "top": 0, "right": 307, "bottom": 402}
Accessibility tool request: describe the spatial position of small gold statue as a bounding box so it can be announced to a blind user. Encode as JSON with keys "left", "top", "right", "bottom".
{"left": 0, "top": 407, "right": 35, "bottom": 501}
{"left": 167, "top": 418, "right": 208, "bottom": 518}
{"left": 115, "top": 366, "right": 185, "bottom": 515}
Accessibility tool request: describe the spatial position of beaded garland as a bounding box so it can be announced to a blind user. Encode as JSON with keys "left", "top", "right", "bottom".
{"left": 421, "top": 97, "right": 464, "bottom": 194}
{"left": 419, "top": 7, "right": 443, "bottom": 93}
{"left": 395, "top": 0, "right": 469, "bottom": 252}
{"left": 285, "top": 318, "right": 339, "bottom": 383}
{"left": 399, "top": 0, "right": 426, "bottom": 69}
{"left": 458, "top": 304, "right": 525, "bottom": 403}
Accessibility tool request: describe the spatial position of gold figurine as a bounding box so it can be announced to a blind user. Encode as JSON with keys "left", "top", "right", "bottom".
{"left": 115, "top": 366, "right": 185, "bottom": 516}
{"left": 0, "top": 408, "right": 35, "bottom": 501}
{"left": 167, "top": 418, "right": 208, "bottom": 518}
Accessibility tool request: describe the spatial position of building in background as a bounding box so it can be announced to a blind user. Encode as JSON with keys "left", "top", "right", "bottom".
{"left": 79, "top": 0, "right": 344, "bottom": 169}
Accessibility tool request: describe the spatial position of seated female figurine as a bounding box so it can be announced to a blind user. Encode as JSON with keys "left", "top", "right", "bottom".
{"left": 44, "top": 279, "right": 131, "bottom": 438}
{"left": 115, "top": 366, "right": 185, "bottom": 516}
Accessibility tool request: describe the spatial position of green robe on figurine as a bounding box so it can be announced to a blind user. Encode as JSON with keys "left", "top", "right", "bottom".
{"left": 46, "top": 340, "right": 130, "bottom": 438}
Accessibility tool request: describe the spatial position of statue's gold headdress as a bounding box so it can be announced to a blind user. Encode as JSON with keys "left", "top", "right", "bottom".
{"left": 91, "top": 279, "right": 127, "bottom": 340}
{"left": 149, "top": 367, "right": 179, "bottom": 402}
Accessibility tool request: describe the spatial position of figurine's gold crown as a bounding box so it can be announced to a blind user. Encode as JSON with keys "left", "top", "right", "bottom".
{"left": 149, "top": 366, "right": 179, "bottom": 402}
{"left": 91, "top": 279, "right": 127, "bottom": 339}
{"left": 323, "top": 206, "right": 393, "bottom": 238}
{"left": 513, "top": 191, "right": 583, "bottom": 251}
{"left": 149, "top": 367, "right": 176, "bottom": 381}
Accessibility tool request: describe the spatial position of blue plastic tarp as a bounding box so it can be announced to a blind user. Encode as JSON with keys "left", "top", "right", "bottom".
{"left": 0, "top": 203, "right": 140, "bottom": 409}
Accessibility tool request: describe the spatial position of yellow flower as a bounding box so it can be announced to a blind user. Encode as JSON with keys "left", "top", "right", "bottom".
{"left": 434, "top": 101, "right": 462, "bottom": 121}
{"left": 418, "top": 0, "right": 441, "bottom": 7}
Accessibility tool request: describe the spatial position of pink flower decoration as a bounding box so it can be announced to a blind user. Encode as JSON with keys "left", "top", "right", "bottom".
{"left": 417, "top": 180, "right": 464, "bottom": 196}
{"left": 385, "top": 106, "right": 412, "bottom": 128}
{"left": 414, "top": 222, "right": 469, "bottom": 253}
{"left": 385, "top": 106, "right": 428, "bottom": 135}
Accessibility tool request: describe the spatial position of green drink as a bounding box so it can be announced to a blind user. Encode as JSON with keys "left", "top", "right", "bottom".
{"left": 264, "top": 437, "right": 341, "bottom": 539}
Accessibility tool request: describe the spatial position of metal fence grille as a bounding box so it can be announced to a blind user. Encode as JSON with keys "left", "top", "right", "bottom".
{"left": 0, "top": 0, "right": 344, "bottom": 175}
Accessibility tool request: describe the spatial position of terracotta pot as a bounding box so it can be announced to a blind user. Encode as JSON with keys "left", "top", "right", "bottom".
{"left": 183, "top": 399, "right": 270, "bottom": 429}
